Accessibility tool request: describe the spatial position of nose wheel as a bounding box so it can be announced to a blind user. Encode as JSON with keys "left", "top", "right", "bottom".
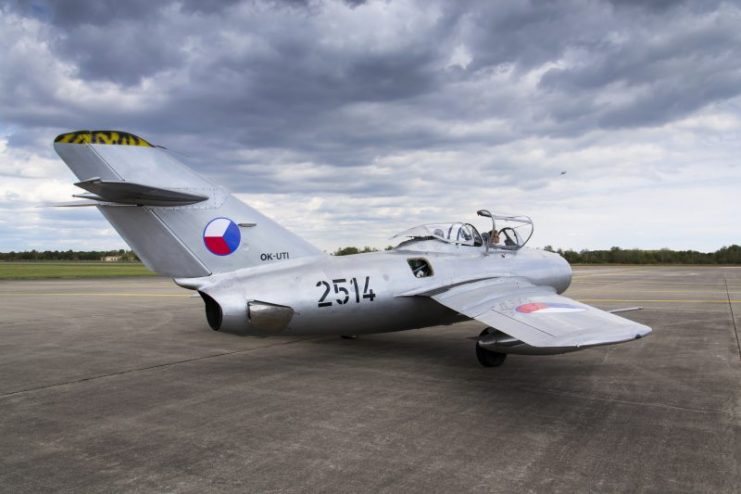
{"left": 475, "top": 328, "right": 508, "bottom": 367}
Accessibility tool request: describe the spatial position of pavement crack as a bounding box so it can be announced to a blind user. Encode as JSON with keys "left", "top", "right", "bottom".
{"left": 0, "top": 338, "right": 312, "bottom": 399}
{"left": 724, "top": 278, "right": 741, "bottom": 361}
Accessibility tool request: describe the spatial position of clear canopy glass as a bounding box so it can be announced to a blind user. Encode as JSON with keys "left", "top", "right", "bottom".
{"left": 392, "top": 211, "right": 534, "bottom": 250}
{"left": 392, "top": 222, "right": 483, "bottom": 247}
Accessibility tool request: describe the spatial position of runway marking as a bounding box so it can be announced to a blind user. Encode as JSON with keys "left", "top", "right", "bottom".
{"left": 572, "top": 270, "right": 655, "bottom": 279}
{"left": 573, "top": 266, "right": 741, "bottom": 270}
{"left": 575, "top": 281, "right": 741, "bottom": 289}
{"left": 0, "top": 292, "right": 190, "bottom": 298}
{"left": 579, "top": 298, "right": 741, "bottom": 304}
{"left": 724, "top": 278, "right": 741, "bottom": 360}
{"left": 571, "top": 288, "right": 741, "bottom": 294}
{"left": 0, "top": 286, "right": 176, "bottom": 292}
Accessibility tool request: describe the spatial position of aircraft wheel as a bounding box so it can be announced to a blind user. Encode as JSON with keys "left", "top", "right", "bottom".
{"left": 476, "top": 328, "right": 507, "bottom": 367}
{"left": 341, "top": 335, "right": 358, "bottom": 340}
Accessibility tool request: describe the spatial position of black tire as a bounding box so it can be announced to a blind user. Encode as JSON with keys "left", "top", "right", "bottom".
{"left": 340, "top": 335, "right": 358, "bottom": 340}
{"left": 475, "top": 327, "right": 507, "bottom": 367}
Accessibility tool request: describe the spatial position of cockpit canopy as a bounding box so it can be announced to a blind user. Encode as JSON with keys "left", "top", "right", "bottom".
{"left": 392, "top": 212, "right": 534, "bottom": 251}
{"left": 393, "top": 223, "right": 484, "bottom": 247}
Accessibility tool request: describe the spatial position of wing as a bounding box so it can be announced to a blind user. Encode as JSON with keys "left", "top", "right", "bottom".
{"left": 428, "top": 278, "right": 651, "bottom": 352}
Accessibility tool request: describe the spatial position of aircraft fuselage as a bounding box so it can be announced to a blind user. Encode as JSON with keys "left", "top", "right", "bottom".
{"left": 178, "top": 246, "right": 572, "bottom": 336}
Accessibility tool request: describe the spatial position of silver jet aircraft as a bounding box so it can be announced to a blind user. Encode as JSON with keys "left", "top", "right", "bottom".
{"left": 54, "top": 130, "right": 651, "bottom": 367}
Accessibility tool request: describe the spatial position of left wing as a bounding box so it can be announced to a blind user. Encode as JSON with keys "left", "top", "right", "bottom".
{"left": 427, "top": 278, "right": 651, "bottom": 351}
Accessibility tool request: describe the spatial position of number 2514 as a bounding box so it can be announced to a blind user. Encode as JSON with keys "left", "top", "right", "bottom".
{"left": 315, "top": 277, "right": 375, "bottom": 307}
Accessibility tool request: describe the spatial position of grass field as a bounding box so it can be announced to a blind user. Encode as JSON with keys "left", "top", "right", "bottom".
{"left": 0, "top": 262, "right": 157, "bottom": 280}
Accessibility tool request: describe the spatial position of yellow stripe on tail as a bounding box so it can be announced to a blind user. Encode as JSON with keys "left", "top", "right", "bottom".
{"left": 54, "top": 130, "right": 153, "bottom": 147}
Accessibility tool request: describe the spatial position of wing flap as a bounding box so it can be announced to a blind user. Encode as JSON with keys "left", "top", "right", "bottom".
{"left": 431, "top": 278, "right": 651, "bottom": 349}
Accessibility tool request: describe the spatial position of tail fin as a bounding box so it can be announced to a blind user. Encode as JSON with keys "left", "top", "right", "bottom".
{"left": 54, "top": 130, "right": 324, "bottom": 278}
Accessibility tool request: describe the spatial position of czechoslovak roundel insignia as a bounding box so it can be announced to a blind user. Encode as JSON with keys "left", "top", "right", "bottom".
{"left": 515, "top": 302, "right": 585, "bottom": 314}
{"left": 203, "top": 218, "right": 241, "bottom": 256}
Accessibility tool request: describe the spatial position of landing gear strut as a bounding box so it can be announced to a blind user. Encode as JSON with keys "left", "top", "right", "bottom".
{"left": 475, "top": 327, "right": 507, "bottom": 367}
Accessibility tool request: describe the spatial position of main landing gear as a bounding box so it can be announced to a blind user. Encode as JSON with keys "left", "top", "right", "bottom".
{"left": 475, "top": 327, "right": 507, "bottom": 367}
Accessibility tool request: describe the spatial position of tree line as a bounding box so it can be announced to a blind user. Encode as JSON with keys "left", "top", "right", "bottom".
{"left": 0, "top": 249, "right": 140, "bottom": 262}
{"left": 543, "top": 245, "right": 741, "bottom": 265}
{"left": 331, "top": 246, "right": 389, "bottom": 256}
{"left": 2, "top": 245, "right": 739, "bottom": 264}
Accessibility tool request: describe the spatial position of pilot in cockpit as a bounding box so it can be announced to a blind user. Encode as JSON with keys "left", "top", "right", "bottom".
{"left": 487, "top": 229, "right": 500, "bottom": 246}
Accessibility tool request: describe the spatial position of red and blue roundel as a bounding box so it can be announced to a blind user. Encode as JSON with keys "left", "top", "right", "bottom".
{"left": 516, "top": 302, "right": 584, "bottom": 314}
{"left": 203, "top": 218, "right": 241, "bottom": 256}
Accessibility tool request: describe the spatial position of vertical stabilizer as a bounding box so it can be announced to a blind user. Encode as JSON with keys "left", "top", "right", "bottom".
{"left": 54, "top": 130, "right": 324, "bottom": 278}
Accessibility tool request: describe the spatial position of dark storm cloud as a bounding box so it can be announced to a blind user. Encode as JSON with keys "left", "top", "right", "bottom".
{"left": 538, "top": 2, "right": 741, "bottom": 130}
{"left": 8, "top": 0, "right": 152, "bottom": 27}
{"left": 9, "top": 0, "right": 366, "bottom": 86}
{"left": 1, "top": 0, "right": 740, "bottom": 193}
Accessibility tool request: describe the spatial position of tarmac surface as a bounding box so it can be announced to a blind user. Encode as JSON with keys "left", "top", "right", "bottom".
{"left": 0, "top": 266, "right": 739, "bottom": 493}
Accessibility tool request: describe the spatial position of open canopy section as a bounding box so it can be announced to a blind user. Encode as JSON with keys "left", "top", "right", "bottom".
{"left": 481, "top": 213, "right": 534, "bottom": 250}
{"left": 392, "top": 211, "right": 534, "bottom": 251}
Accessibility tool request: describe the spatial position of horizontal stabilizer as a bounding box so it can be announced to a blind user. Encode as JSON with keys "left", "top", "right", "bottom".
{"left": 608, "top": 306, "right": 642, "bottom": 314}
{"left": 74, "top": 178, "right": 209, "bottom": 206}
{"left": 51, "top": 200, "right": 137, "bottom": 208}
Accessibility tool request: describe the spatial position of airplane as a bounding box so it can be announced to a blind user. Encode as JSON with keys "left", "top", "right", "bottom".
{"left": 53, "top": 130, "right": 652, "bottom": 367}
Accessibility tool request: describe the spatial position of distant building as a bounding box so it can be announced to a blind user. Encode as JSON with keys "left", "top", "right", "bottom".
{"left": 101, "top": 255, "right": 122, "bottom": 262}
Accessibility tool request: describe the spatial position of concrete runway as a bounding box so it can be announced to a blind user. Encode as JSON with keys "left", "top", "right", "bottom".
{"left": 0, "top": 266, "right": 739, "bottom": 493}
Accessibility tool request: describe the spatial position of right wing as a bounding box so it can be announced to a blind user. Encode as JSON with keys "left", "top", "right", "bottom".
{"left": 427, "top": 278, "right": 651, "bottom": 351}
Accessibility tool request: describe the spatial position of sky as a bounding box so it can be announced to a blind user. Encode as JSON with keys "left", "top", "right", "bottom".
{"left": 0, "top": 0, "right": 739, "bottom": 253}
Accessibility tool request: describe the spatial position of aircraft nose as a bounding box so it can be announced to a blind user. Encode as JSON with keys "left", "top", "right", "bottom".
{"left": 555, "top": 254, "right": 572, "bottom": 293}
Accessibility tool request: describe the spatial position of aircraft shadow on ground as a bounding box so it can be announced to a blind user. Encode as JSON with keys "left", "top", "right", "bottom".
{"left": 300, "top": 335, "right": 615, "bottom": 414}
{"left": 212, "top": 324, "right": 611, "bottom": 407}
